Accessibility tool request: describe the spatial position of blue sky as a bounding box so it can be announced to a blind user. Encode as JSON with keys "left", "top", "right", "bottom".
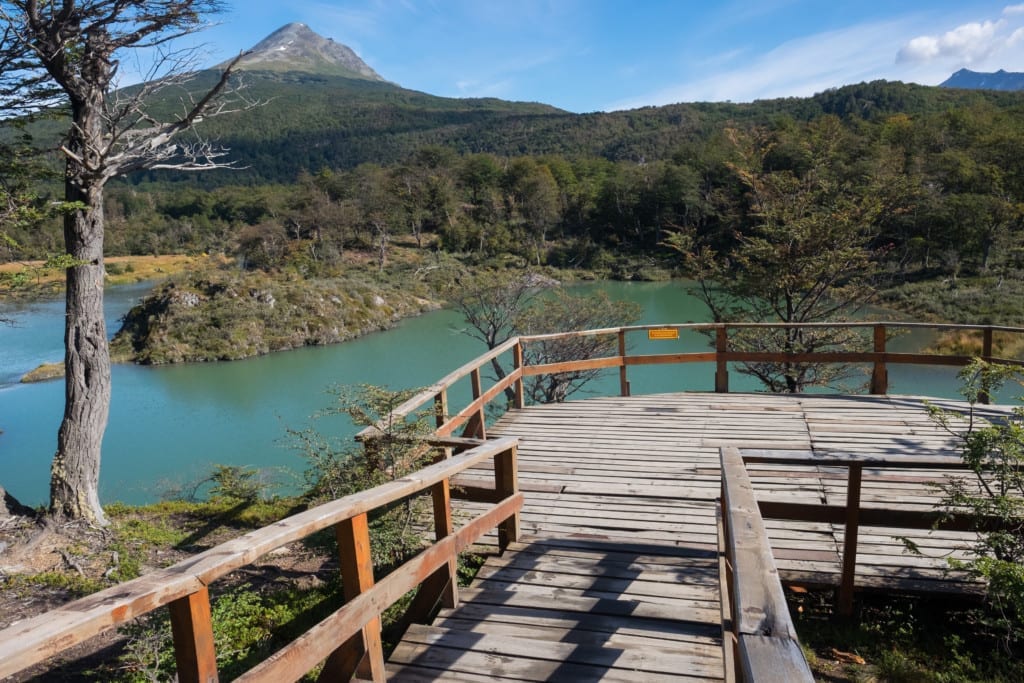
{"left": 192, "top": 1, "right": 1024, "bottom": 113}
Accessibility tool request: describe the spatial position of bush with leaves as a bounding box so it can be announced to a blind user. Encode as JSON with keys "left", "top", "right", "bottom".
{"left": 928, "top": 359, "right": 1024, "bottom": 654}
{"left": 290, "top": 384, "right": 435, "bottom": 568}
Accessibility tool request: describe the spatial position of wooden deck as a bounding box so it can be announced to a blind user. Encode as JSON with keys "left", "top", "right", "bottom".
{"left": 387, "top": 392, "right": 1002, "bottom": 681}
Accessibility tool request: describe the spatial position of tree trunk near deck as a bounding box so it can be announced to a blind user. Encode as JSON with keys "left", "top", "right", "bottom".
{"left": 49, "top": 181, "right": 110, "bottom": 526}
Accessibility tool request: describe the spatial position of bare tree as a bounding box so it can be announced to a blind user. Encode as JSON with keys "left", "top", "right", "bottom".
{"left": 0, "top": 1, "right": 253, "bottom": 525}
{"left": 449, "top": 271, "right": 641, "bottom": 404}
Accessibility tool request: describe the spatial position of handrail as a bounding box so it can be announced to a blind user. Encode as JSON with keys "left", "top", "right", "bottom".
{"left": 358, "top": 320, "right": 1024, "bottom": 443}
{"left": 0, "top": 437, "right": 523, "bottom": 682}
{"left": 719, "top": 446, "right": 814, "bottom": 682}
{"left": 735, "top": 447, "right": 993, "bottom": 617}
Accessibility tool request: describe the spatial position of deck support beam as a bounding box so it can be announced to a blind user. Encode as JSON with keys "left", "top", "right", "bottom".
{"left": 169, "top": 587, "right": 218, "bottom": 683}
{"left": 838, "top": 464, "right": 863, "bottom": 617}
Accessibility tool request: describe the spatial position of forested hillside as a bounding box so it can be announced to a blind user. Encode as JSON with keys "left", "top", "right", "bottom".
{"left": 5, "top": 76, "right": 1024, "bottom": 327}
{"left": 133, "top": 75, "right": 1024, "bottom": 186}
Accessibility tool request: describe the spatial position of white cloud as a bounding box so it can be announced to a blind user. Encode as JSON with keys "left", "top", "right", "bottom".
{"left": 1004, "top": 4, "right": 1024, "bottom": 16}
{"left": 897, "top": 20, "right": 1002, "bottom": 64}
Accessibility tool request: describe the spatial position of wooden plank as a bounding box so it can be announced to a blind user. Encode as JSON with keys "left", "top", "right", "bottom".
{"left": 494, "top": 444, "right": 520, "bottom": 552}
{"left": 738, "top": 634, "right": 814, "bottom": 682}
{"left": 455, "top": 585, "right": 721, "bottom": 626}
{"left": 325, "top": 513, "right": 385, "bottom": 682}
{"left": 437, "top": 602, "right": 722, "bottom": 643}
{"left": 397, "top": 624, "right": 724, "bottom": 678}
{"left": 235, "top": 493, "right": 524, "bottom": 682}
{"left": 168, "top": 588, "right": 218, "bottom": 683}
{"left": 719, "top": 447, "right": 797, "bottom": 641}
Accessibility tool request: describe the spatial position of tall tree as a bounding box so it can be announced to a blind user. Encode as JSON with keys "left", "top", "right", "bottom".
{"left": 667, "top": 123, "right": 884, "bottom": 393}
{"left": 0, "top": 1, "right": 249, "bottom": 524}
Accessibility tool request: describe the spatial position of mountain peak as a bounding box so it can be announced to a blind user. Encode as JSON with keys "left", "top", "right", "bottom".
{"left": 224, "top": 23, "right": 385, "bottom": 81}
{"left": 940, "top": 67, "right": 1024, "bottom": 91}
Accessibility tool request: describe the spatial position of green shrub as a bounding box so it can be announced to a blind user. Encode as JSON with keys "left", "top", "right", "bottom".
{"left": 928, "top": 359, "right": 1024, "bottom": 655}
{"left": 291, "top": 384, "right": 434, "bottom": 568}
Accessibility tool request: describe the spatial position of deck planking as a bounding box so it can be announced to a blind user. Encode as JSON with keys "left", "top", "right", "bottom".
{"left": 388, "top": 392, "right": 1004, "bottom": 680}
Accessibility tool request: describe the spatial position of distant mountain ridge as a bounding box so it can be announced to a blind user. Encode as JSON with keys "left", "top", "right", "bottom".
{"left": 940, "top": 68, "right": 1024, "bottom": 91}
{"left": 218, "top": 22, "right": 385, "bottom": 81}
{"left": 118, "top": 24, "right": 1024, "bottom": 185}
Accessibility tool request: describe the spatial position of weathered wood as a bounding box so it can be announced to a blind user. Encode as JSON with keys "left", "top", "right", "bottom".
{"left": 434, "top": 390, "right": 448, "bottom": 428}
{"left": 168, "top": 587, "right": 218, "bottom": 683}
{"left": 495, "top": 444, "right": 521, "bottom": 552}
{"left": 464, "top": 368, "right": 486, "bottom": 439}
{"left": 717, "top": 505, "right": 737, "bottom": 683}
{"left": 436, "top": 371, "right": 520, "bottom": 437}
{"left": 356, "top": 336, "right": 520, "bottom": 440}
{"left": 716, "top": 327, "right": 729, "bottom": 394}
{"left": 626, "top": 351, "right": 718, "bottom": 366}
{"left": 719, "top": 447, "right": 797, "bottom": 640}
{"left": 0, "top": 572, "right": 206, "bottom": 679}
{"left": 741, "top": 449, "right": 965, "bottom": 468}
{"left": 521, "top": 355, "right": 621, "bottom": 376}
{"left": 618, "top": 329, "right": 630, "bottom": 397}
{"left": 738, "top": 634, "right": 814, "bottom": 682}
{"left": 432, "top": 475, "right": 458, "bottom": 609}
{"left": 871, "top": 324, "right": 887, "bottom": 395}
{"left": 838, "top": 464, "right": 863, "bottom": 617}
{"left": 721, "top": 445, "right": 813, "bottom": 681}
{"left": 755, "top": 501, "right": 985, "bottom": 531}
{"left": 234, "top": 494, "right": 524, "bottom": 682}
{"left": 330, "top": 513, "right": 385, "bottom": 682}
{"left": 0, "top": 438, "right": 519, "bottom": 681}
{"left": 451, "top": 484, "right": 502, "bottom": 503}
{"left": 513, "top": 341, "right": 525, "bottom": 409}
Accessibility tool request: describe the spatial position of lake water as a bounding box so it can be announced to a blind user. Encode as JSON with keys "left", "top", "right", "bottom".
{"left": 0, "top": 280, "right": 969, "bottom": 507}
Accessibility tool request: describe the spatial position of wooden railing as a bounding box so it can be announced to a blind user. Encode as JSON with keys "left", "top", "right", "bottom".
{"left": 0, "top": 437, "right": 522, "bottom": 682}
{"left": 737, "top": 448, "right": 976, "bottom": 617}
{"left": 719, "top": 446, "right": 814, "bottom": 682}
{"left": 357, "top": 321, "right": 1024, "bottom": 441}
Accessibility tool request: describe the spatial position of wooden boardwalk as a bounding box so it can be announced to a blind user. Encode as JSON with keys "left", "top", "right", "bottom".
{"left": 387, "top": 392, "right": 1001, "bottom": 681}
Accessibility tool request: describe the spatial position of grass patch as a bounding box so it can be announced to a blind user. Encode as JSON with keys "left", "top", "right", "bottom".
{"left": 791, "top": 588, "right": 1024, "bottom": 682}
{"left": 5, "top": 571, "right": 107, "bottom": 598}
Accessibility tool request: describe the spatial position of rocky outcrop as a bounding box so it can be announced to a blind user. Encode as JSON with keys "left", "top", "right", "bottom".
{"left": 111, "top": 270, "right": 437, "bottom": 364}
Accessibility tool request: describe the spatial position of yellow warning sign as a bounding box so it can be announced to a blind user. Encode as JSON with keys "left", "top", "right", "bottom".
{"left": 648, "top": 328, "right": 679, "bottom": 340}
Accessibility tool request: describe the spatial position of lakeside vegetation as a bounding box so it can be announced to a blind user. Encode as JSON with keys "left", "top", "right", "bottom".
{"left": 5, "top": 79, "right": 1024, "bottom": 368}
{"left": 4, "top": 50, "right": 1024, "bottom": 678}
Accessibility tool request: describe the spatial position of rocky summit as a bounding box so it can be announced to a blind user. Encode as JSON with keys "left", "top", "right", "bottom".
{"left": 221, "top": 22, "right": 385, "bottom": 80}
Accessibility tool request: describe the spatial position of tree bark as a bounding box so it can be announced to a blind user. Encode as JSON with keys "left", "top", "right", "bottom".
{"left": 49, "top": 76, "right": 111, "bottom": 525}
{"left": 50, "top": 184, "right": 110, "bottom": 526}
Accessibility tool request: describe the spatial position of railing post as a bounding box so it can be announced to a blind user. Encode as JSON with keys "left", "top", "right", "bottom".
{"left": 462, "top": 368, "right": 487, "bottom": 439}
{"left": 431, "top": 388, "right": 458, "bottom": 608}
{"left": 715, "top": 326, "right": 729, "bottom": 393}
{"left": 870, "top": 324, "right": 888, "bottom": 395}
{"left": 321, "top": 513, "right": 385, "bottom": 682}
{"left": 494, "top": 443, "right": 521, "bottom": 552}
{"left": 432, "top": 475, "right": 459, "bottom": 608}
{"left": 618, "top": 329, "right": 630, "bottom": 396}
{"left": 434, "top": 389, "right": 448, "bottom": 430}
{"left": 169, "top": 588, "right": 218, "bottom": 683}
{"left": 838, "top": 464, "right": 863, "bottom": 617}
{"left": 980, "top": 328, "right": 994, "bottom": 404}
{"left": 512, "top": 341, "right": 525, "bottom": 409}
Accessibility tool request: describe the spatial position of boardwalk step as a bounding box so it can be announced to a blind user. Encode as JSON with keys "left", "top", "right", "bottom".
{"left": 388, "top": 624, "right": 723, "bottom": 681}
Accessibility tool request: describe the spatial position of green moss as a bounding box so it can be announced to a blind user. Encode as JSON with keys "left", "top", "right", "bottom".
{"left": 6, "top": 571, "right": 106, "bottom": 597}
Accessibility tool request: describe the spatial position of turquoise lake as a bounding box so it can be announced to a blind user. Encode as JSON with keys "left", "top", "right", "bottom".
{"left": 0, "top": 280, "right": 968, "bottom": 506}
